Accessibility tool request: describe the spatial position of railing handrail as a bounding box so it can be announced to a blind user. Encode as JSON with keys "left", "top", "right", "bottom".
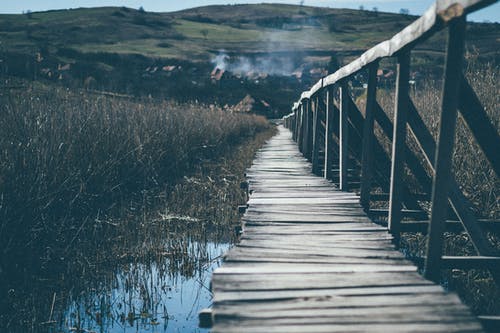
{"left": 291, "top": 0, "right": 496, "bottom": 108}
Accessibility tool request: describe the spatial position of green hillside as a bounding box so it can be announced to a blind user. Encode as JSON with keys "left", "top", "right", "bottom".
{"left": 1, "top": 4, "right": 498, "bottom": 114}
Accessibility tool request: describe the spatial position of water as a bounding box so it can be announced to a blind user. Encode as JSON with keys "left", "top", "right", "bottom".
{"left": 54, "top": 242, "right": 229, "bottom": 333}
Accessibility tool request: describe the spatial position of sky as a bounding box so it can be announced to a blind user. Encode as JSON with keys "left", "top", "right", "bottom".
{"left": 0, "top": 0, "right": 498, "bottom": 22}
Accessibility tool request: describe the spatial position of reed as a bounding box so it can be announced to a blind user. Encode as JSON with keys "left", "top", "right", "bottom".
{"left": 0, "top": 81, "right": 270, "bottom": 276}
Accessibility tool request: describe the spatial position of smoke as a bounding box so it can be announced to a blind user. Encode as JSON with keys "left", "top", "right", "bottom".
{"left": 210, "top": 17, "right": 325, "bottom": 78}
{"left": 211, "top": 50, "right": 295, "bottom": 77}
{"left": 211, "top": 53, "right": 229, "bottom": 71}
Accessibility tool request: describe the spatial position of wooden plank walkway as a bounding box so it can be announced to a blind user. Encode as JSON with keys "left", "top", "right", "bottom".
{"left": 209, "top": 125, "right": 483, "bottom": 333}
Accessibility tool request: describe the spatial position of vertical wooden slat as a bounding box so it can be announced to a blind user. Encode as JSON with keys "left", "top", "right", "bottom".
{"left": 425, "top": 17, "right": 466, "bottom": 282}
{"left": 302, "top": 100, "right": 310, "bottom": 158}
{"left": 388, "top": 50, "right": 411, "bottom": 241}
{"left": 312, "top": 95, "right": 321, "bottom": 175}
{"left": 297, "top": 104, "right": 304, "bottom": 152}
{"left": 301, "top": 103, "right": 308, "bottom": 153}
{"left": 324, "top": 86, "right": 335, "bottom": 180}
{"left": 339, "top": 81, "right": 349, "bottom": 190}
{"left": 306, "top": 99, "right": 314, "bottom": 161}
{"left": 360, "top": 62, "right": 379, "bottom": 209}
{"left": 294, "top": 106, "right": 301, "bottom": 143}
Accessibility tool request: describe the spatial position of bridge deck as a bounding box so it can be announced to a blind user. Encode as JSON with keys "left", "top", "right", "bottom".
{"left": 210, "top": 126, "right": 483, "bottom": 333}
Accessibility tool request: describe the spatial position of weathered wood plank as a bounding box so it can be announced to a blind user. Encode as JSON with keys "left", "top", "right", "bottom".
{"left": 210, "top": 125, "right": 482, "bottom": 332}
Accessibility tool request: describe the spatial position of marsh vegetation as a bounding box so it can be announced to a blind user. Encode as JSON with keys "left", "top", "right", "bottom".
{"left": 0, "top": 79, "right": 275, "bottom": 332}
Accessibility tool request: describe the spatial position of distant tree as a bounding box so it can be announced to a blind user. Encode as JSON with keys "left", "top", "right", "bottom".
{"left": 328, "top": 54, "right": 341, "bottom": 73}
{"left": 139, "top": 6, "right": 145, "bottom": 12}
{"left": 372, "top": 7, "right": 378, "bottom": 13}
{"left": 299, "top": 0, "right": 305, "bottom": 6}
{"left": 26, "top": 10, "right": 33, "bottom": 19}
{"left": 200, "top": 29, "right": 209, "bottom": 40}
{"left": 400, "top": 8, "right": 410, "bottom": 15}
{"left": 359, "top": 5, "right": 364, "bottom": 11}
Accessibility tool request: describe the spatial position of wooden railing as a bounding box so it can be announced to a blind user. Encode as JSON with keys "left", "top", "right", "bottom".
{"left": 283, "top": 0, "right": 499, "bottom": 295}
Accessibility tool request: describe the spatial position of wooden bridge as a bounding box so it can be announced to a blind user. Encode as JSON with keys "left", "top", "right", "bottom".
{"left": 205, "top": 0, "right": 500, "bottom": 331}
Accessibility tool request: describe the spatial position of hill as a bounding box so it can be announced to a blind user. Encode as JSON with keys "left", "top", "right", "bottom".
{"left": 1, "top": 4, "right": 498, "bottom": 115}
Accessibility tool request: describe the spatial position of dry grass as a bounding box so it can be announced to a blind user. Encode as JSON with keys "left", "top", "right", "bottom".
{"left": 373, "top": 61, "right": 500, "bottom": 315}
{"left": 0, "top": 81, "right": 270, "bottom": 274}
{"left": 0, "top": 80, "right": 277, "bottom": 331}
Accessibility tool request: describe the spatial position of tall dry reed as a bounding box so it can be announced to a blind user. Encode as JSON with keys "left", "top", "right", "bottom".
{"left": 0, "top": 82, "right": 270, "bottom": 273}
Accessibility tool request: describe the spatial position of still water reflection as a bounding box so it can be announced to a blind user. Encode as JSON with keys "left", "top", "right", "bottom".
{"left": 55, "top": 242, "right": 229, "bottom": 333}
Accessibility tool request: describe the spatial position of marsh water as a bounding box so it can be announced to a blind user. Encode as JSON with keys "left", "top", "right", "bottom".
{"left": 37, "top": 240, "right": 229, "bottom": 333}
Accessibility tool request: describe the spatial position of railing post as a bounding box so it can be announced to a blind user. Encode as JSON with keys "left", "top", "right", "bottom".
{"left": 360, "top": 62, "right": 379, "bottom": 209}
{"left": 425, "top": 16, "right": 466, "bottom": 282}
{"left": 305, "top": 99, "right": 314, "bottom": 161}
{"left": 324, "top": 86, "right": 335, "bottom": 180}
{"left": 312, "top": 94, "right": 321, "bottom": 175}
{"left": 294, "top": 106, "right": 301, "bottom": 143}
{"left": 302, "top": 100, "right": 309, "bottom": 157}
{"left": 298, "top": 103, "right": 305, "bottom": 152}
{"left": 339, "top": 81, "right": 349, "bottom": 190}
{"left": 388, "top": 49, "right": 411, "bottom": 242}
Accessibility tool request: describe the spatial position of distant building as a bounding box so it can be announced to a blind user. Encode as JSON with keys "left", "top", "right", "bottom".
{"left": 211, "top": 67, "right": 226, "bottom": 82}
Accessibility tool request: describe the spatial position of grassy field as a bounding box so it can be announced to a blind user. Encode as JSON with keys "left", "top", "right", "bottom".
{"left": 1, "top": 5, "right": 497, "bottom": 64}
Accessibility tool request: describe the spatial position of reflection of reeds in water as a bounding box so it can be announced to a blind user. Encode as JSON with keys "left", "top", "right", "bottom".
{"left": 63, "top": 243, "right": 228, "bottom": 333}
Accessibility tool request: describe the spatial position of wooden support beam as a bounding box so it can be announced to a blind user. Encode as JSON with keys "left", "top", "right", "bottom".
{"left": 348, "top": 97, "right": 425, "bottom": 213}
{"left": 324, "top": 86, "right": 335, "bottom": 180}
{"left": 375, "top": 102, "right": 434, "bottom": 195}
{"left": 378, "top": 219, "right": 500, "bottom": 234}
{"left": 458, "top": 76, "right": 500, "bottom": 178}
{"left": 370, "top": 193, "right": 430, "bottom": 202}
{"left": 441, "top": 256, "right": 500, "bottom": 270}
{"left": 388, "top": 50, "right": 411, "bottom": 242}
{"left": 425, "top": 17, "right": 466, "bottom": 283}
{"left": 408, "top": 95, "right": 498, "bottom": 258}
{"left": 298, "top": 103, "right": 305, "bottom": 153}
{"left": 302, "top": 101, "right": 308, "bottom": 155}
{"left": 478, "top": 316, "right": 500, "bottom": 333}
{"left": 339, "top": 81, "right": 349, "bottom": 190}
{"left": 296, "top": 106, "right": 302, "bottom": 144}
{"left": 311, "top": 95, "right": 321, "bottom": 175}
{"left": 304, "top": 99, "right": 314, "bottom": 161}
{"left": 369, "top": 209, "right": 428, "bottom": 220}
{"left": 360, "top": 62, "right": 379, "bottom": 209}
{"left": 199, "top": 308, "right": 213, "bottom": 328}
